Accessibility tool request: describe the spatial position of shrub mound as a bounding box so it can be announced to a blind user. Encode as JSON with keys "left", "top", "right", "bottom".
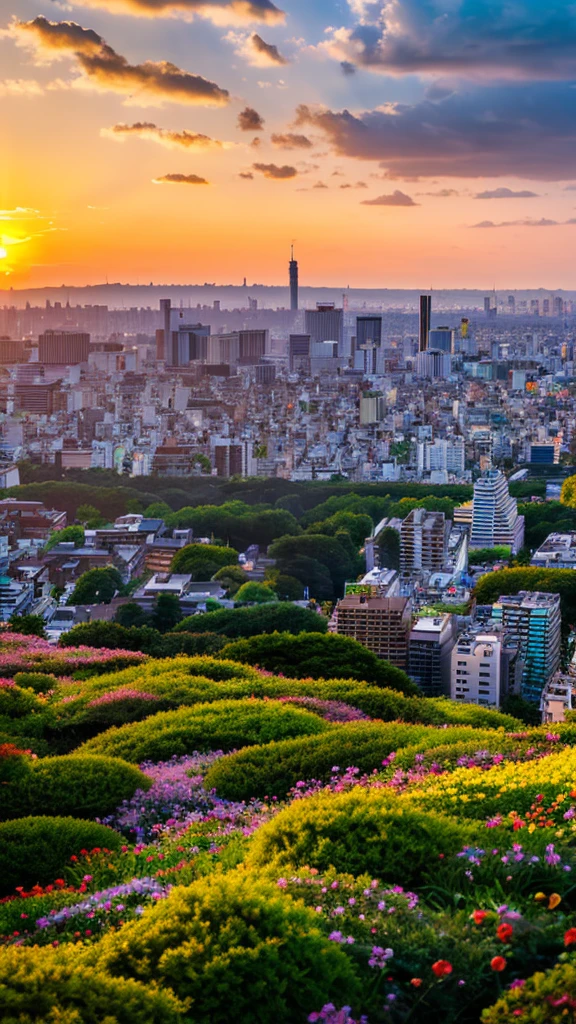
{"left": 203, "top": 721, "right": 502, "bottom": 801}
{"left": 0, "top": 755, "right": 151, "bottom": 821}
{"left": 0, "top": 945, "right": 185, "bottom": 1024}
{"left": 75, "top": 699, "right": 332, "bottom": 763}
{"left": 92, "top": 869, "right": 359, "bottom": 1024}
{"left": 482, "top": 956, "right": 576, "bottom": 1023}
{"left": 248, "top": 787, "right": 474, "bottom": 883}
{"left": 173, "top": 602, "right": 327, "bottom": 638}
{"left": 0, "top": 817, "right": 122, "bottom": 896}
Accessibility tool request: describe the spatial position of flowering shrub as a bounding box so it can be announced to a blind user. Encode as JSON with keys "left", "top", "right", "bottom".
{"left": 276, "top": 696, "right": 370, "bottom": 723}
{"left": 482, "top": 955, "right": 576, "bottom": 1022}
{"left": 76, "top": 698, "right": 332, "bottom": 763}
{"left": 0, "top": 629, "right": 147, "bottom": 678}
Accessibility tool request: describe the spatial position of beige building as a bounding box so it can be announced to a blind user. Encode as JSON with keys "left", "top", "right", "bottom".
{"left": 333, "top": 593, "right": 412, "bottom": 669}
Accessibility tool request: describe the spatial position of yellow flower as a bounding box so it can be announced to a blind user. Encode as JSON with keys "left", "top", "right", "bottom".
{"left": 534, "top": 892, "right": 547, "bottom": 902}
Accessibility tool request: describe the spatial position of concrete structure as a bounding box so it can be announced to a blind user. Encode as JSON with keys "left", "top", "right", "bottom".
{"left": 400, "top": 508, "right": 450, "bottom": 576}
{"left": 39, "top": 330, "right": 90, "bottom": 365}
{"left": 470, "top": 470, "right": 525, "bottom": 553}
{"left": 419, "top": 294, "right": 431, "bottom": 352}
{"left": 408, "top": 614, "right": 457, "bottom": 696}
{"left": 428, "top": 327, "right": 454, "bottom": 354}
{"left": 416, "top": 349, "right": 451, "bottom": 378}
{"left": 451, "top": 630, "right": 503, "bottom": 706}
{"left": 333, "top": 593, "right": 412, "bottom": 668}
{"left": 289, "top": 248, "right": 298, "bottom": 311}
{"left": 492, "top": 591, "right": 561, "bottom": 703}
{"left": 531, "top": 532, "right": 576, "bottom": 569}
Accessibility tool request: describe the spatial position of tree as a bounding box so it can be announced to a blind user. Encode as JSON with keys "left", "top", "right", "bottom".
{"left": 235, "top": 582, "right": 277, "bottom": 605}
{"left": 264, "top": 570, "right": 304, "bottom": 601}
{"left": 212, "top": 565, "right": 249, "bottom": 596}
{"left": 474, "top": 567, "right": 576, "bottom": 624}
{"left": 76, "top": 504, "right": 107, "bottom": 528}
{"left": 171, "top": 543, "right": 239, "bottom": 580}
{"left": 278, "top": 555, "right": 334, "bottom": 601}
{"left": 9, "top": 614, "right": 47, "bottom": 638}
{"left": 143, "top": 502, "right": 173, "bottom": 520}
{"left": 151, "top": 593, "right": 183, "bottom": 633}
{"left": 60, "top": 621, "right": 165, "bottom": 655}
{"left": 268, "top": 534, "right": 355, "bottom": 598}
{"left": 68, "top": 566, "right": 123, "bottom": 606}
{"left": 115, "top": 602, "right": 151, "bottom": 629}
{"left": 219, "top": 631, "right": 418, "bottom": 694}
{"left": 44, "top": 525, "right": 85, "bottom": 552}
{"left": 468, "top": 546, "right": 511, "bottom": 566}
{"left": 306, "top": 512, "right": 373, "bottom": 549}
{"left": 174, "top": 602, "right": 328, "bottom": 639}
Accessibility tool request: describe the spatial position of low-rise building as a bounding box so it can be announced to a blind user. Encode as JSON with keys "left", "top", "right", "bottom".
{"left": 332, "top": 593, "right": 412, "bottom": 669}
{"left": 408, "top": 614, "right": 458, "bottom": 696}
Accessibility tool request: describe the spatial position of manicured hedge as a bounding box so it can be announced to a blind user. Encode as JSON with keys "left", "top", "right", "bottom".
{"left": 92, "top": 870, "right": 359, "bottom": 1024}
{"left": 248, "top": 787, "right": 475, "bottom": 884}
{"left": 75, "top": 699, "right": 332, "bottom": 763}
{"left": 0, "top": 816, "right": 122, "bottom": 896}
{"left": 0, "top": 755, "right": 151, "bottom": 821}
{"left": 203, "top": 721, "right": 508, "bottom": 800}
{"left": 0, "top": 945, "right": 185, "bottom": 1024}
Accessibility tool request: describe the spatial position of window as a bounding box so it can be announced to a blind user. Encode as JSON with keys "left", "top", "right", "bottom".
{"left": 479, "top": 672, "right": 491, "bottom": 678}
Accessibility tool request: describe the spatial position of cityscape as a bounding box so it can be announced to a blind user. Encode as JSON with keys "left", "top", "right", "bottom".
{"left": 4, "top": 0, "right": 576, "bottom": 1020}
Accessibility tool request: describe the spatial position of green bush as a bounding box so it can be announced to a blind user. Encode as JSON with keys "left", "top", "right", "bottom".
{"left": 75, "top": 699, "right": 332, "bottom": 763}
{"left": 13, "top": 672, "right": 60, "bottom": 693}
{"left": 0, "top": 683, "right": 44, "bottom": 718}
{"left": 482, "top": 956, "right": 576, "bottom": 1023}
{"left": 219, "top": 631, "right": 418, "bottom": 694}
{"left": 173, "top": 602, "right": 328, "bottom": 638}
{"left": 0, "top": 755, "right": 151, "bottom": 820}
{"left": 204, "top": 720, "right": 469, "bottom": 800}
{"left": 0, "top": 945, "right": 185, "bottom": 1024}
{"left": 92, "top": 870, "right": 359, "bottom": 1024}
{"left": 248, "top": 788, "right": 474, "bottom": 883}
{"left": 0, "top": 816, "right": 122, "bottom": 896}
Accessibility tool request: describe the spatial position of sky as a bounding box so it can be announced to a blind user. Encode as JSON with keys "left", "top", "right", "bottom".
{"left": 2, "top": 0, "right": 576, "bottom": 289}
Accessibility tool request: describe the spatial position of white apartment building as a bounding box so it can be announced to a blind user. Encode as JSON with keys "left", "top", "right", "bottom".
{"left": 416, "top": 438, "right": 465, "bottom": 477}
{"left": 470, "top": 470, "right": 525, "bottom": 553}
{"left": 451, "top": 631, "right": 502, "bottom": 706}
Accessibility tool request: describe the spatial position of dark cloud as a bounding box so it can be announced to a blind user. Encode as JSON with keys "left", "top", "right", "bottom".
{"left": 270, "top": 132, "right": 312, "bottom": 149}
{"left": 361, "top": 190, "right": 418, "bottom": 206}
{"left": 250, "top": 33, "right": 288, "bottom": 65}
{"left": 472, "top": 217, "right": 576, "bottom": 227}
{"left": 103, "top": 122, "right": 222, "bottom": 147}
{"left": 40, "top": 0, "right": 285, "bottom": 24}
{"left": 418, "top": 188, "right": 460, "bottom": 196}
{"left": 475, "top": 187, "right": 539, "bottom": 198}
{"left": 320, "top": 0, "right": 576, "bottom": 80}
{"left": 239, "top": 171, "right": 254, "bottom": 178}
{"left": 340, "top": 181, "right": 368, "bottom": 189}
{"left": 252, "top": 161, "right": 297, "bottom": 178}
{"left": 313, "top": 181, "right": 328, "bottom": 188}
{"left": 295, "top": 85, "right": 576, "bottom": 180}
{"left": 238, "top": 106, "right": 264, "bottom": 130}
{"left": 153, "top": 172, "right": 209, "bottom": 183}
{"left": 13, "top": 16, "right": 229, "bottom": 106}
{"left": 340, "top": 61, "right": 356, "bottom": 75}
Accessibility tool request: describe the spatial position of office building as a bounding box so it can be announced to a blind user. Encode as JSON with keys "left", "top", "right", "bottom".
{"left": 400, "top": 508, "right": 450, "bottom": 575}
{"left": 408, "top": 614, "right": 457, "bottom": 696}
{"left": 289, "top": 247, "right": 298, "bottom": 311}
{"left": 239, "top": 330, "right": 267, "bottom": 365}
{"left": 419, "top": 295, "right": 431, "bottom": 353}
{"left": 289, "top": 334, "right": 311, "bottom": 372}
{"left": 415, "top": 349, "right": 451, "bottom": 378}
{"left": 305, "top": 303, "right": 343, "bottom": 357}
{"left": 214, "top": 440, "right": 256, "bottom": 478}
{"left": 492, "top": 591, "right": 561, "bottom": 703}
{"left": 359, "top": 392, "right": 385, "bottom": 425}
{"left": 255, "top": 363, "right": 276, "bottom": 385}
{"left": 531, "top": 532, "right": 576, "bottom": 569}
{"left": 428, "top": 327, "right": 454, "bottom": 354}
{"left": 470, "top": 470, "right": 525, "bottom": 553}
{"left": 356, "top": 315, "right": 382, "bottom": 373}
{"left": 333, "top": 593, "right": 412, "bottom": 668}
{"left": 38, "top": 331, "right": 90, "bottom": 365}
{"left": 527, "top": 441, "right": 560, "bottom": 465}
{"left": 451, "top": 630, "right": 503, "bottom": 706}
{"left": 0, "top": 339, "right": 25, "bottom": 363}
{"left": 417, "top": 438, "right": 465, "bottom": 477}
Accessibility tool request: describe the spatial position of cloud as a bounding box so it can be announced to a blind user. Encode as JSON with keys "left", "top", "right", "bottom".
{"left": 475, "top": 187, "right": 539, "bottom": 198}
{"left": 318, "top": 0, "right": 576, "bottom": 81}
{"left": 34, "top": 0, "right": 285, "bottom": 25}
{"left": 340, "top": 61, "right": 356, "bottom": 75}
{"left": 270, "top": 132, "right": 312, "bottom": 149}
{"left": 340, "top": 181, "right": 368, "bottom": 189}
{"left": 0, "top": 78, "right": 44, "bottom": 96}
{"left": 361, "top": 189, "right": 418, "bottom": 206}
{"left": 102, "top": 122, "right": 223, "bottom": 148}
{"left": 313, "top": 181, "right": 328, "bottom": 188}
{"left": 152, "top": 172, "right": 209, "bottom": 183}
{"left": 238, "top": 105, "right": 264, "bottom": 130}
{"left": 252, "top": 161, "right": 297, "bottom": 178}
{"left": 564, "top": 184, "right": 576, "bottom": 191}
{"left": 295, "top": 85, "right": 576, "bottom": 180}
{"left": 239, "top": 171, "right": 254, "bottom": 178}
{"left": 471, "top": 217, "right": 576, "bottom": 227}
{"left": 417, "top": 188, "right": 459, "bottom": 197}
{"left": 10, "top": 16, "right": 229, "bottom": 107}
{"left": 226, "top": 30, "right": 288, "bottom": 66}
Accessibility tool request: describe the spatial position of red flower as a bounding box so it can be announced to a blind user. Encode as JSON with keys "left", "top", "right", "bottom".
{"left": 410, "top": 978, "right": 423, "bottom": 988}
{"left": 432, "top": 960, "right": 453, "bottom": 978}
{"left": 564, "top": 928, "right": 576, "bottom": 947}
{"left": 491, "top": 956, "right": 507, "bottom": 972}
{"left": 497, "top": 923, "right": 514, "bottom": 943}
{"left": 472, "top": 910, "right": 488, "bottom": 925}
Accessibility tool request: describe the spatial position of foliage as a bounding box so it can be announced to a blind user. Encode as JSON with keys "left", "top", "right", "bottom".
{"left": 211, "top": 564, "right": 248, "bottom": 595}
{"left": 76, "top": 504, "right": 107, "bottom": 528}
{"left": 219, "top": 631, "right": 417, "bottom": 693}
{"left": 60, "top": 621, "right": 162, "bottom": 654}
{"left": 378, "top": 525, "right": 400, "bottom": 570}
{"left": 263, "top": 569, "right": 304, "bottom": 601}
{"left": 234, "top": 581, "right": 277, "bottom": 604}
{"left": 170, "top": 543, "right": 239, "bottom": 580}
{"left": 150, "top": 595, "right": 183, "bottom": 633}
{"left": 8, "top": 614, "right": 47, "bottom": 639}
{"left": 92, "top": 869, "right": 359, "bottom": 1024}
{"left": 166, "top": 500, "right": 302, "bottom": 550}
{"left": 482, "top": 956, "right": 576, "bottom": 1023}
{"left": 68, "top": 567, "right": 124, "bottom": 606}
{"left": 468, "top": 546, "right": 511, "bottom": 565}
{"left": 306, "top": 511, "right": 373, "bottom": 548}
{"left": 0, "top": 754, "right": 151, "bottom": 820}
{"left": 268, "top": 534, "right": 357, "bottom": 599}
{"left": 0, "top": 816, "right": 122, "bottom": 896}
{"left": 115, "top": 603, "right": 151, "bottom": 629}
{"left": 248, "top": 788, "right": 474, "bottom": 883}
{"left": 173, "top": 602, "right": 328, "bottom": 638}
{"left": 474, "top": 567, "right": 576, "bottom": 622}
{"left": 76, "top": 698, "right": 332, "bottom": 762}
{"left": 500, "top": 693, "right": 543, "bottom": 725}
{"left": 44, "top": 525, "right": 85, "bottom": 551}
{"left": 520, "top": 500, "right": 576, "bottom": 549}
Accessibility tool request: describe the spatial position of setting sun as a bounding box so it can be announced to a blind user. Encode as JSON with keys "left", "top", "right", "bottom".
{"left": 0, "top": 248, "right": 7, "bottom": 260}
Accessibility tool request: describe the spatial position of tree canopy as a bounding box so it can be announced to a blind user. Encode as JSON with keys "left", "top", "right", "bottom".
{"left": 171, "top": 543, "right": 239, "bottom": 580}
{"left": 44, "top": 525, "right": 85, "bottom": 552}
{"left": 174, "top": 602, "right": 328, "bottom": 639}
{"left": 68, "top": 567, "right": 123, "bottom": 606}
{"left": 235, "top": 582, "right": 277, "bottom": 605}
{"left": 474, "top": 567, "right": 576, "bottom": 622}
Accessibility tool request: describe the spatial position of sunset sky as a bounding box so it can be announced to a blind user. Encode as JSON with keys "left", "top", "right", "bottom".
{"left": 2, "top": 0, "right": 576, "bottom": 289}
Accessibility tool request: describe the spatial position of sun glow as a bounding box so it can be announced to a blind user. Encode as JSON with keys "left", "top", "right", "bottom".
{"left": 0, "top": 248, "right": 7, "bottom": 259}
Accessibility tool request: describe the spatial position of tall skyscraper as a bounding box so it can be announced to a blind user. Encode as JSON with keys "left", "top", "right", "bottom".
{"left": 492, "top": 591, "right": 561, "bottom": 703}
{"left": 470, "top": 470, "right": 525, "bottom": 553}
{"left": 289, "top": 246, "right": 298, "bottom": 311}
{"left": 305, "top": 303, "right": 343, "bottom": 356}
{"left": 419, "top": 294, "right": 431, "bottom": 352}
{"left": 400, "top": 508, "right": 450, "bottom": 575}
{"left": 356, "top": 315, "right": 382, "bottom": 373}
{"left": 428, "top": 327, "right": 453, "bottom": 353}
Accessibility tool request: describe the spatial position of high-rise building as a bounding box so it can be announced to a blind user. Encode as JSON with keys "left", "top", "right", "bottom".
{"left": 415, "top": 349, "right": 451, "bottom": 378}
{"left": 408, "top": 614, "right": 457, "bottom": 696}
{"left": 289, "top": 334, "right": 311, "bottom": 372}
{"left": 305, "top": 303, "right": 343, "bottom": 356}
{"left": 356, "top": 315, "right": 382, "bottom": 374}
{"left": 470, "top": 470, "right": 525, "bottom": 553}
{"left": 428, "top": 327, "right": 453, "bottom": 354}
{"left": 492, "top": 591, "right": 561, "bottom": 703}
{"left": 400, "top": 508, "right": 450, "bottom": 575}
{"left": 359, "top": 392, "right": 385, "bottom": 424}
{"left": 239, "top": 330, "right": 267, "bottom": 365}
{"left": 451, "top": 630, "right": 503, "bottom": 706}
{"left": 419, "top": 295, "right": 431, "bottom": 352}
{"left": 333, "top": 593, "right": 412, "bottom": 669}
{"left": 38, "top": 331, "right": 90, "bottom": 364}
{"left": 289, "top": 247, "right": 298, "bottom": 311}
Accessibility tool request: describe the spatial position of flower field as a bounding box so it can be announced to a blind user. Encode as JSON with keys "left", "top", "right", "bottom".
{"left": 2, "top": 630, "right": 576, "bottom": 1022}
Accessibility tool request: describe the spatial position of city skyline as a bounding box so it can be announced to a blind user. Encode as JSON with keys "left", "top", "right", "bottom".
{"left": 3, "top": 0, "right": 576, "bottom": 289}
